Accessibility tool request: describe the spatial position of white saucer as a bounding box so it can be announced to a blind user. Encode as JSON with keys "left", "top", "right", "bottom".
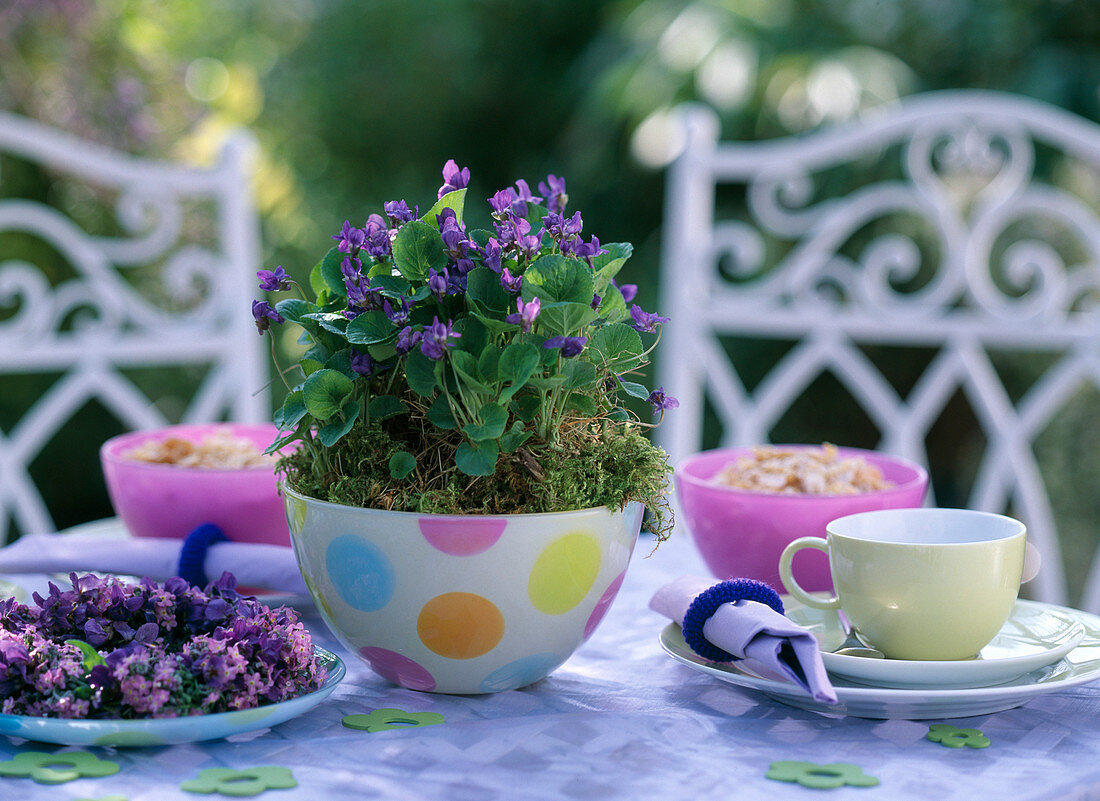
{"left": 788, "top": 599, "right": 1085, "bottom": 689}
{"left": 658, "top": 601, "right": 1100, "bottom": 719}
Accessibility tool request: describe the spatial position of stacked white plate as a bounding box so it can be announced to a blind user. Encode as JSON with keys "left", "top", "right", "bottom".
{"left": 659, "top": 599, "right": 1100, "bottom": 719}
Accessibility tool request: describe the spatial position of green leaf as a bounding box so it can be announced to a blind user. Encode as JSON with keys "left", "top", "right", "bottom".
{"left": 608, "top": 407, "right": 630, "bottom": 422}
{"left": 319, "top": 246, "right": 349, "bottom": 297}
{"left": 368, "top": 394, "right": 406, "bottom": 421}
{"left": 466, "top": 266, "right": 510, "bottom": 313}
{"left": 426, "top": 393, "right": 458, "bottom": 429}
{"left": 389, "top": 451, "right": 416, "bottom": 479}
{"left": 471, "top": 311, "right": 520, "bottom": 336}
{"left": 498, "top": 342, "right": 540, "bottom": 385}
{"left": 455, "top": 315, "right": 488, "bottom": 357}
{"left": 463, "top": 402, "right": 507, "bottom": 441}
{"left": 619, "top": 379, "right": 650, "bottom": 400}
{"left": 564, "top": 393, "right": 599, "bottom": 417}
{"left": 67, "top": 638, "right": 105, "bottom": 671}
{"left": 591, "top": 242, "right": 633, "bottom": 288}
{"left": 274, "top": 298, "right": 315, "bottom": 324}
{"left": 500, "top": 424, "right": 533, "bottom": 454}
{"left": 405, "top": 350, "right": 438, "bottom": 397}
{"left": 455, "top": 439, "right": 499, "bottom": 476}
{"left": 449, "top": 349, "right": 493, "bottom": 394}
{"left": 367, "top": 259, "right": 394, "bottom": 278}
{"left": 318, "top": 398, "right": 359, "bottom": 446}
{"left": 326, "top": 348, "right": 356, "bottom": 378}
{"left": 299, "top": 358, "right": 324, "bottom": 377}
{"left": 369, "top": 274, "right": 412, "bottom": 298}
{"left": 478, "top": 345, "right": 501, "bottom": 384}
{"left": 346, "top": 310, "right": 395, "bottom": 346}
{"left": 302, "top": 369, "right": 354, "bottom": 419}
{"left": 392, "top": 220, "right": 448, "bottom": 282}
{"left": 420, "top": 188, "right": 467, "bottom": 228}
{"left": 591, "top": 322, "right": 643, "bottom": 368}
{"left": 510, "top": 393, "right": 541, "bottom": 421}
{"left": 273, "top": 390, "right": 308, "bottom": 430}
{"left": 367, "top": 341, "right": 398, "bottom": 362}
{"left": 265, "top": 427, "right": 304, "bottom": 455}
{"left": 562, "top": 359, "right": 597, "bottom": 389}
{"left": 537, "top": 300, "right": 598, "bottom": 336}
{"left": 521, "top": 254, "right": 593, "bottom": 304}
{"left": 309, "top": 259, "right": 328, "bottom": 297}
{"left": 303, "top": 311, "right": 349, "bottom": 336}
{"left": 596, "top": 282, "right": 628, "bottom": 323}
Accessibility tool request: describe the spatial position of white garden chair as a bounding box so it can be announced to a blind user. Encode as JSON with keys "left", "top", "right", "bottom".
{"left": 0, "top": 112, "right": 268, "bottom": 542}
{"left": 657, "top": 91, "right": 1100, "bottom": 610}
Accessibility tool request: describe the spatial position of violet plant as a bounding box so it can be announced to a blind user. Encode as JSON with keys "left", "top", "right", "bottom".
{"left": 254, "top": 162, "right": 675, "bottom": 529}
{"left": 0, "top": 573, "right": 323, "bottom": 719}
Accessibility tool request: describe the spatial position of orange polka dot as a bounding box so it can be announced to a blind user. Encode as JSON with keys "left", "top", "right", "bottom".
{"left": 417, "top": 592, "right": 505, "bottom": 659}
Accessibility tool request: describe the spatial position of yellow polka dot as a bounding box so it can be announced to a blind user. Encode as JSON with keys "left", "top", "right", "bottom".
{"left": 286, "top": 495, "right": 307, "bottom": 535}
{"left": 417, "top": 592, "right": 505, "bottom": 659}
{"left": 528, "top": 533, "right": 602, "bottom": 615}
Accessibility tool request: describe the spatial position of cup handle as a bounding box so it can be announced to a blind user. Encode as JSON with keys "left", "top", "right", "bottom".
{"left": 778, "top": 537, "right": 840, "bottom": 610}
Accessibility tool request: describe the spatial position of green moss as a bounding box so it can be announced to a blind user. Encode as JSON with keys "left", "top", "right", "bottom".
{"left": 277, "top": 420, "right": 673, "bottom": 539}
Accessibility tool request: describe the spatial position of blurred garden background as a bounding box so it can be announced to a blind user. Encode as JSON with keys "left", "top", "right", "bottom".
{"left": 2, "top": 0, "right": 1099, "bottom": 595}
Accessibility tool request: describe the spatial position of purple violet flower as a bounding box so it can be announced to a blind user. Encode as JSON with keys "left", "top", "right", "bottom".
{"left": 505, "top": 296, "right": 540, "bottom": 333}
{"left": 257, "top": 265, "right": 290, "bottom": 292}
{"left": 383, "top": 297, "right": 411, "bottom": 325}
{"left": 647, "top": 386, "right": 680, "bottom": 414}
{"left": 384, "top": 199, "right": 415, "bottom": 225}
{"left": 332, "top": 220, "right": 367, "bottom": 253}
{"left": 543, "top": 335, "right": 587, "bottom": 358}
{"left": 590, "top": 293, "right": 601, "bottom": 310}
{"left": 428, "top": 268, "right": 449, "bottom": 301}
{"left": 628, "top": 304, "right": 669, "bottom": 333}
{"left": 252, "top": 300, "right": 285, "bottom": 334}
{"left": 362, "top": 214, "right": 392, "bottom": 258}
{"left": 538, "top": 174, "right": 568, "bottom": 213}
{"left": 395, "top": 326, "right": 422, "bottom": 355}
{"left": 483, "top": 237, "right": 502, "bottom": 273}
{"left": 438, "top": 159, "right": 470, "bottom": 199}
{"left": 350, "top": 350, "right": 377, "bottom": 376}
{"left": 500, "top": 267, "right": 522, "bottom": 294}
{"left": 420, "top": 317, "right": 461, "bottom": 360}
{"left": 340, "top": 255, "right": 362, "bottom": 283}
{"left": 615, "top": 280, "right": 638, "bottom": 303}
{"left": 489, "top": 188, "right": 516, "bottom": 218}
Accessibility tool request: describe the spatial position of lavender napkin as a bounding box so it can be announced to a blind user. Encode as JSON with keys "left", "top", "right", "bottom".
{"left": 0, "top": 534, "right": 308, "bottom": 595}
{"left": 651, "top": 576, "right": 837, "bottom": 704}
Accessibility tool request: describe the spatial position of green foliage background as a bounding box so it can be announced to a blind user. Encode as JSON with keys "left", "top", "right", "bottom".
{"left": 2, "top": 0, "right": 1098, "bottom": 596}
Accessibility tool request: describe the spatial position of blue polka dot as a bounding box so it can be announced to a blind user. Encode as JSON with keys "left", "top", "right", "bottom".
{"left": 325, "top": 535, "right": 396, "bottom": 611}
{"left": 479, "top": 652, "right": 564, "bottom": 693}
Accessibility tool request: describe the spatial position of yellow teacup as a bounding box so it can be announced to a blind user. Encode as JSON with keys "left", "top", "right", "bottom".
{"left": 779, "top": 508, "right": 1026, "bottom": 661}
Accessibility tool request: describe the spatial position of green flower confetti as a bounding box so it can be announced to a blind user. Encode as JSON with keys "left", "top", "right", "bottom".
{"left": 766, "top": 761, "right": 880, "bottom": 789}
{"left": 181, "top": 767, "right": 297, "bottom": 797}
{"left": 927, "top": 724, "right": 991, "bottom": 749}
{"left": 0, "top": 751, "right": 119, "bottom": 785}
{"left": 342, "top": 707, "right": 446, "bottom": 732}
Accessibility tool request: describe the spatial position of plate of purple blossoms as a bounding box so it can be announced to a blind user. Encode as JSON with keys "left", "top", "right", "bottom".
{"left": 0, "top": 572, "right": 345, "bottom": 746}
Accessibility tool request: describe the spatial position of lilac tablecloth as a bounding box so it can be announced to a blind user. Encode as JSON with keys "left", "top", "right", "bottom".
{"left": 2, "top": 522, "right": 1100, "bottom": 801}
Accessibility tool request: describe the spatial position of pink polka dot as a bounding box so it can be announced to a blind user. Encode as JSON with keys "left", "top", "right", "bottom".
{"left": 359, "top": 646, "right": 436, "bottom": 691}
{"left": 419, "top": 517, "right": 506, "bottom": 556}
{"left": 583, "top": 571, "right": 627, "bottom": 640}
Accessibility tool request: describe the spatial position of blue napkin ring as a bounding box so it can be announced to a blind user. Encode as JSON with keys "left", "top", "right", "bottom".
{"left": 681, "top": 579, "right": 785, "bottom": 663}
{"left": 177, "top": 523, "right": 229, "bottom": 588}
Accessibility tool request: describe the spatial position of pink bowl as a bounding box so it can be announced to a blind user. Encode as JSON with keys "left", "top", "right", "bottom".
{"left": 100, "top": 423, "right": 290, "bottom": 547}
{"left": 674, "top": 446, "right": 928, "bottom": 592}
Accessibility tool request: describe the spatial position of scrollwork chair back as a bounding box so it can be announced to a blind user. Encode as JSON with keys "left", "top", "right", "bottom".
{"left": 658, "top": 91, "right": 1100, "bottom": 610}
{"left": 0, "top": 112, "right": 267, "bottom": 542}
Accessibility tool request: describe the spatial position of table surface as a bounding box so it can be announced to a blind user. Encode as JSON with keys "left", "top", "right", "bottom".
{"left": 3, "top": 532, "right": 1100, "bottom": 801}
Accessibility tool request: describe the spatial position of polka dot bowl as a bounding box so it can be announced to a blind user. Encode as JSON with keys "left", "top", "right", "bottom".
{"left": 282, "top": 484, "right": 644, "bottom": 694}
